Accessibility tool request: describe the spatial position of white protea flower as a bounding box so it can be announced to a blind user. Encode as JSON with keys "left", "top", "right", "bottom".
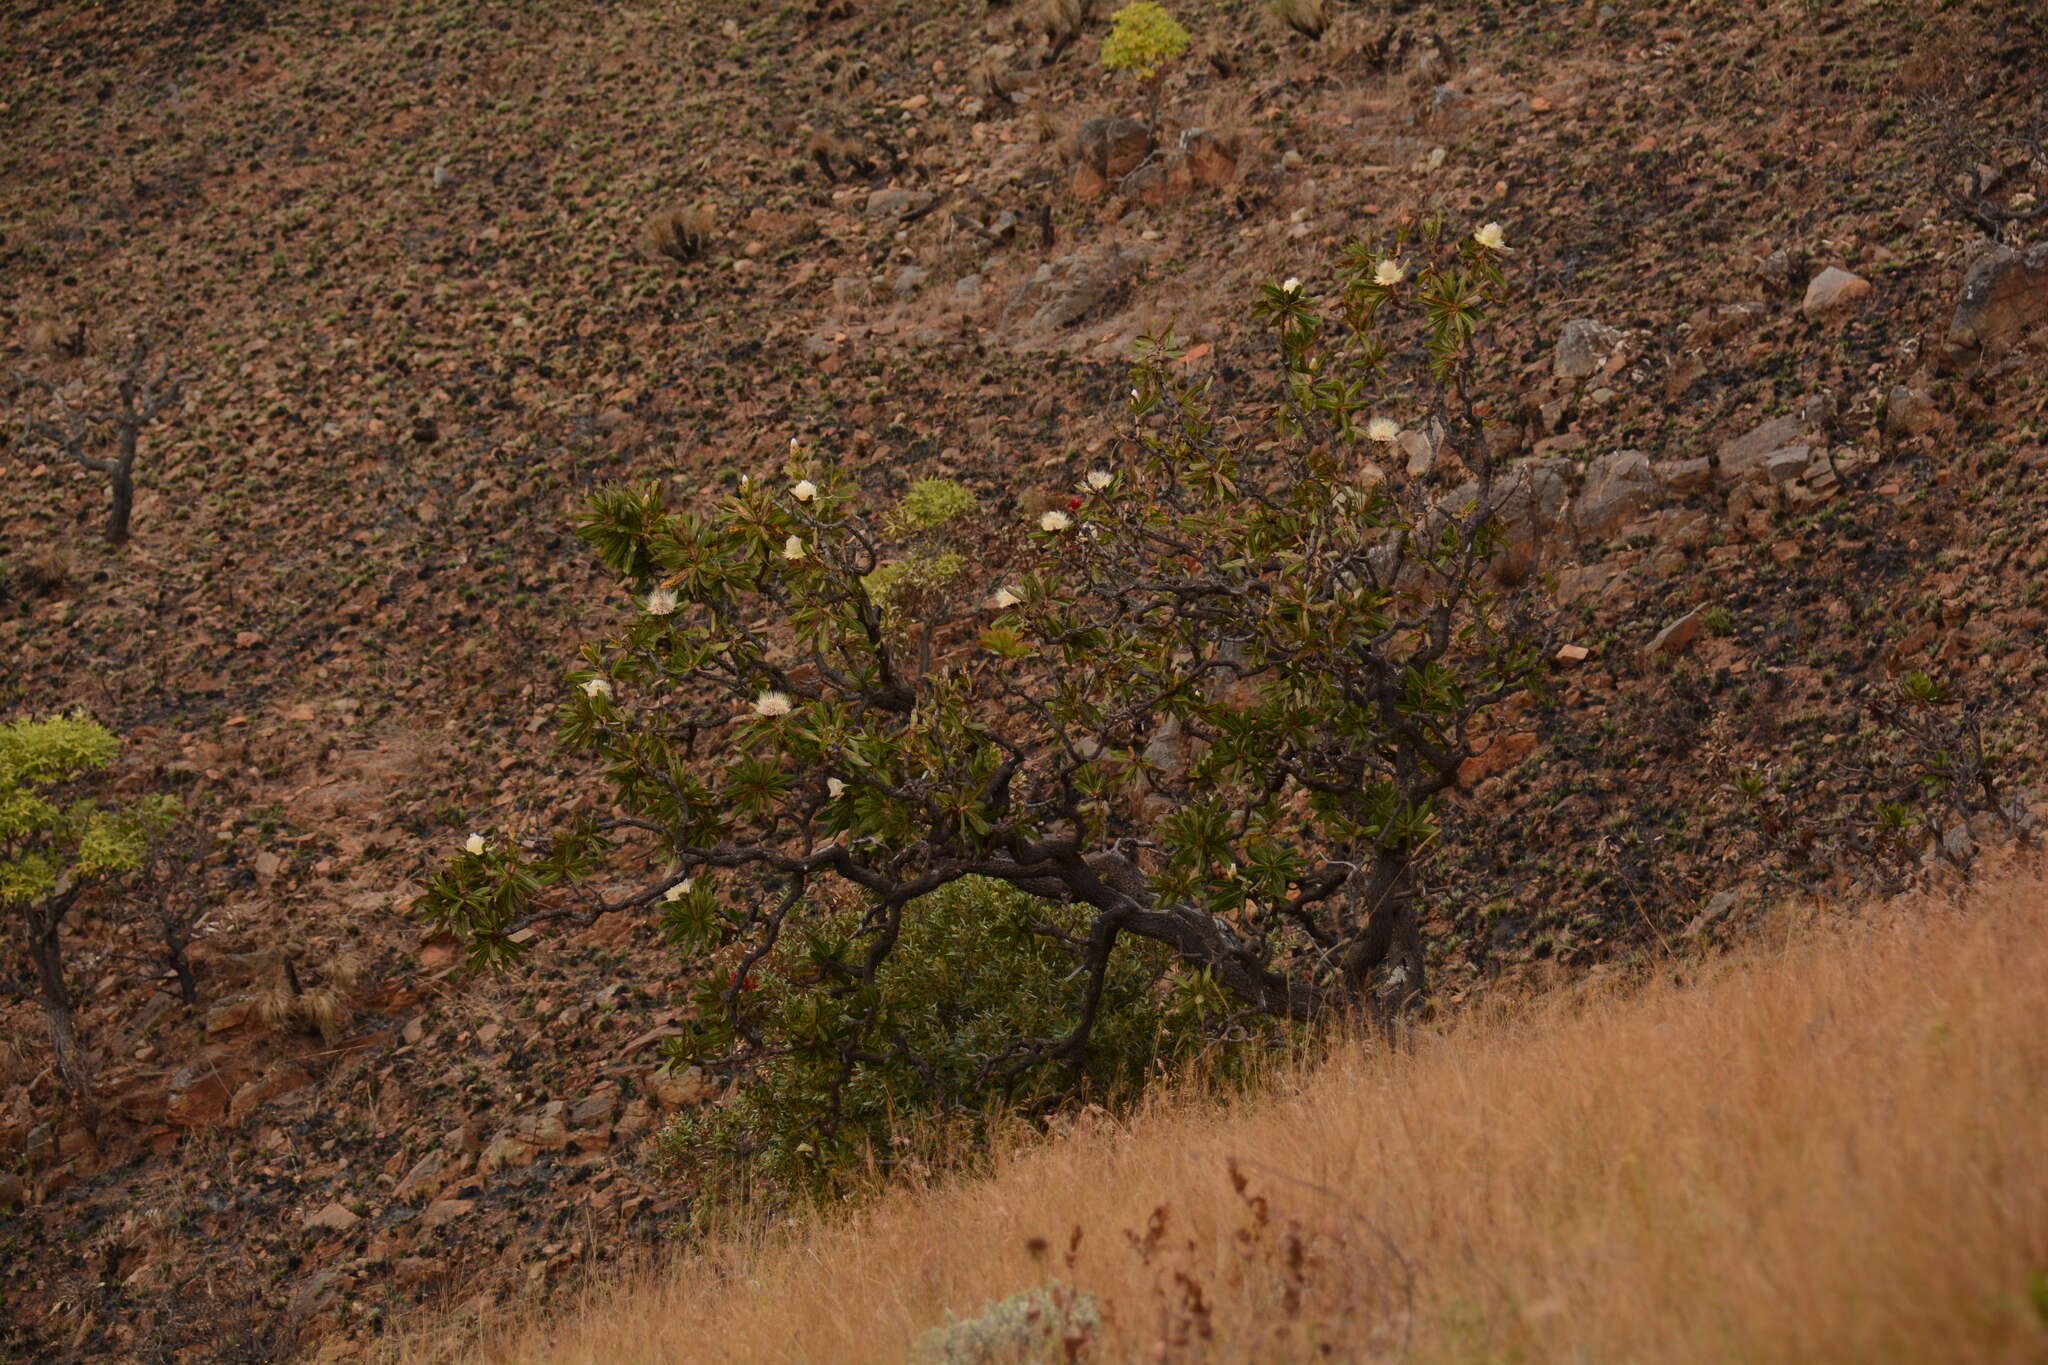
{"left": 1366, "top": 416, "right": 1402, "bottom": 444}
{"left": 464, "top": 833, "right": 487, "bottom": 856}
{"left": 791, "top": 479, "right": 817, "bottom": 503}
{"left": 826, "top": 777, "right": 846, "bottom": 799}
{"left": 663, "top": 878, "right": 693, "bottom": 902}
{"left": 1085, "top": 469, "right": 1114, "bottom": 491}
{"left": 782, "top": 535, "right": 806, "bottom": 561}
{"left": 644, "top": 587, "right": 679, "bottom": 616}
{"left": 738, "top": 473, "right": 751, "bottom": 489}
{"left": 1281, "top": 276, "right": 1303, "bottom": 294}
{"left": 992, "top": 586, "right": 1022, "bottom": 609}
{"left": 581, "top": 678, "right": 614, "bottom": 701}
{"left": 1374, "top": 259, "right": 1405, "bottom": 286}
{"left": 753, "top": 691, "right": 793, "bottom": 717}
{"left": 1039, "top": 510, "right": 1072, "bottom": 533}
{"left": 1474, "top": 222, "right": 1507, "bottom": 251}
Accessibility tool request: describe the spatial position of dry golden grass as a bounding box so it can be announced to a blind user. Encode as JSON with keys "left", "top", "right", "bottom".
{"left": 422, "top": 864, "right": 2048, "bottom": 1364}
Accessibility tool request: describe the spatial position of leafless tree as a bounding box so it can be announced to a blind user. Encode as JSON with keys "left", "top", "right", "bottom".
{"left": 18, "top": 333, "right": 183, "bottom": 547}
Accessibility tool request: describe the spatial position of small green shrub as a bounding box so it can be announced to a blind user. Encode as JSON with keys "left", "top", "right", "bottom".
{"left": 1100, "top": 3, "right": 1190, "bottom": 80}
{"left": 1, "top": 714, "right": 180, "bottom": 1089}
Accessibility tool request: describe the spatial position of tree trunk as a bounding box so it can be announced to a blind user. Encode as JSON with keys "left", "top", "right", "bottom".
{"left": 26, "top": 908, "right": 90, "bottom": 1093}
{"left": 105, "top": 454, "right": 134, "bottom": 546}
{"left": 1341, "top": 847, "right": 1426, "bottom": 1023}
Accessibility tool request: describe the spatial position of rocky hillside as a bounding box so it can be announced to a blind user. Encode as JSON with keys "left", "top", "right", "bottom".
{"left": 0, "top": 0, "right": 2044, "bottom": 1358}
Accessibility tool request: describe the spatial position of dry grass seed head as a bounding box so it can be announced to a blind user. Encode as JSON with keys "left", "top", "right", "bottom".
{"left": 640, "top": 206, "right": 714, "bottom": 264}
{"left": 1041, "top": 0, "right": 1084, "bottom": 46}
{"left": 1271, "top": 0, "right": 1329, "bottom": 41}
{"left": 302, "top": 986, "right": 352, "bottom": 1044}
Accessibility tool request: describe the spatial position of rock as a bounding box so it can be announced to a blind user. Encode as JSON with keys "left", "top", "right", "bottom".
{"left": 1552, "top": 318, "right": 1625, "bottom": 380}
{"left": 865, "top": 187, "right": 934, "bottom": 219}
{"left": 287, "top": 1269, "right": 344, "bottom": 1330}
{"left": 1554, "top": 644, "right": 1590, "bottom": 664}
{"left": 613, "top": 1099, "right": 656, "bottom": 1137}
{"left": 1572, "top": 450, "right": 1661, "bottom": 539}
{"left": 1947, "top": 241, "right": 2048, "bottom": 354}
{"left": 1801, "top": 266, "right": 1870, "bottom": 317}
{"left": 1716, "top": 414, "right": 1806, "bottom": 482}
{"left": 479, "top": 1135, "right": 536, "bottom": 1174}
{"left": 0, "top": 1173, "right": 21, "bottom": 1208}
{"left": 1653, "top": 457, "right": 1713, "bottom": 494}
{"left": 891, "top": 266, "right": 929, "bottom": 299}
{"left": 420, "top": 1198, "right": 475, "bottom": 1230}
{"left": 227, "top": 1080, "right": 268, "bottom": 1127}
{"left": 951, "top": 274, "right": 984, "bottom": 304}
{"left": 1456, "top": 731, "right": 1538, "bottom": 789}
{"left": 448, "top": 1121, "right": 483, "bottom": 1155}
{"left": 392, "top": 1150, "right": 447, "bottom": 1203}
{"left": 1073, "top": 116, "right": 1152, "bottom": 180}
{"left": 830, "top": 275, "right": 872, "bottom": 308}
{"left": 166, "top": 1062, "right": 244, "bottom": 1130}
{"left": 204, "top": 997, "right": 259, "bottom": 1036}
{"left": 1399, "top": 428, "right": 1437, "bottom": 477}
{"left": 569, "top": 1091, "right": 618, "bottom": 1128}
{"left": 1756, "top": 245, "right": 1809, "bottom": 295}
{"left": 1764, "top": 446, "right": 1812, "bottom": 484}
{"left": 645, "top": 1066, "right": 715, "bottom": 1110}
{"left": 1182, "top": 129, "right": 1239, "bottom": 188}
{"left": 511, "top": 1110, "right": 570, "bottom": 1151}
{"left": 1885, "top": 385, "right": 1937, "bottom": 437}
{"left": 1442, "top": 458, "right": 1571, "bottom": 552}
{"left": 1006, "top": 246, "right": 1147, "bottom": 342}
{"left": 302, "top": 1202, "right": 361, "bottom": 1233}
{"left": 1648, "top": 606, "right": 1706, "bottom": 657}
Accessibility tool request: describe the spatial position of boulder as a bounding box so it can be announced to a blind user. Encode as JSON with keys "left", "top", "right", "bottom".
{"left": 1652, "top": 457, "right": 1713, "bottom": 493}
{"left": 1885, "top": 385, "right": 1938, "bottom": 437}
{"left": 1552, "top": 318, "right": 1625, "bottom": 380}
{"left": 1801, "top": 266, "right": 1870, "bottom": 316}
{"left": 1073, "top": 116, "right": 1152, "bottom": 180}
{"left": 1716, "top": 414, "right": 1806, "bottom": 482}
{"left": 1763, "top": 446, "right": 1812, "bottom": 484}
{"left": 1648, "top": 606, "right": 1706, "bottom": 657}
{"left": 1948, "top": 242, "right": 2048, "bottom": 354}
{"left": 645, "top": 1066, "right": 716, "bottom": 1110}
{"left": 420, "top": 1198, "right": 474, "bottom": 1230}
{"left": 1006, "top": 246, "right": 1147, "bottom": 342}
{"left": 392, "top": 1150, "right": 448, "bottom": 1203}
{"left": 1572, "top": 450, "right": 1661, "bottom": 539}
{"left": 302, "top": 1202, "right": 361, "bottom": 1234}
{"left": 864, "top": 187, "right": 934, "bottom": 219}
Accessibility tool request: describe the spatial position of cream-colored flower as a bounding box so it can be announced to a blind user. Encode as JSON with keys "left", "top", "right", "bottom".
{"left": 1366, "top": 416, "right": 1401, "bottom": 444}
{"left": 826, "top": 777, "right": 846, "bottom": 799}
{"left": 791, "top": 479, "right": 817, "bottom": 503}
{"left": 992, "top": 586, "right": 1022, "bottom": 609}
{"left": 782, "top": 535, "right": 806, "bottom": 561}
{"left": 1474, "top": 222, "right": 1507, "bottom": 251}
{"left": 1374, "top": 259, "right": 1405, "bottom": 286}
{"left": 1039, "top": 510, "right": 1072, "bottom": 532}
{"left": 753, "top": 691, "right": 793, "bottom": 717}
{"left": 1085, "top": 469, "right": 1114, "bottom": 491}
{"left": 1282, "top": 276, "right": 1303, "bottom": 294}
{"left": 581, "top": 678, "right": 614, "bottom": 701}
{"left": 464, "top": 833, "right": 487, "bottom": 856}
{"left": 645, "top": 588, "right": 679, "bottom": 616}
{"left": 663, "top": 878, "right": 693, "bottom": 902}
